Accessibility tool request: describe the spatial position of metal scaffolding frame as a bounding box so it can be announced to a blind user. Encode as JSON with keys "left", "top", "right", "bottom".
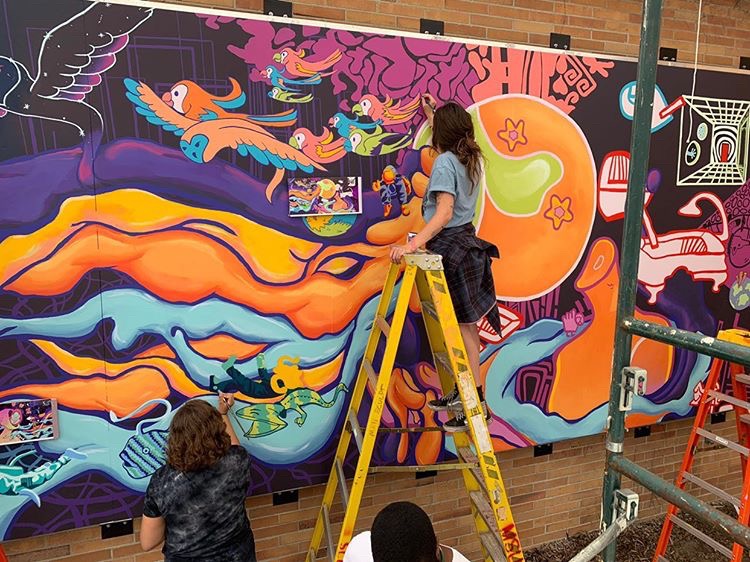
{"left": 592, "top": 0, "right": 750, "bottom": 559}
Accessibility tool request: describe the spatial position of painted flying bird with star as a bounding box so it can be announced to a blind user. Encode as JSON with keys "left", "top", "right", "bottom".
{"left": 289, "top": 127, "right": 346, "bottom": 164}
{"left": 124, "top": 78, "right": 324, "bottom": 202}
{"left": 0, "top": 2, "right": 153, "bottom": 138}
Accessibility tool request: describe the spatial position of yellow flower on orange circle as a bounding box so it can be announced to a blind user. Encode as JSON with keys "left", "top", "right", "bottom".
{"left": 544, "top": 195, "right": 574, "bottom": 230}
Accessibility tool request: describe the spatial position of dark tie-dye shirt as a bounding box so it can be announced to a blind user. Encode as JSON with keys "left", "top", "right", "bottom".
{"left": 143, "top": 445, "right": 255, "bottom": 562}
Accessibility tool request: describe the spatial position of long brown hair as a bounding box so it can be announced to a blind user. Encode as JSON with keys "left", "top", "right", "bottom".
{"left": 432, "top": 101, "right": 483, "bottom": 188}
{"left": 167, "top": 399, "right": 231, "bottom": 472}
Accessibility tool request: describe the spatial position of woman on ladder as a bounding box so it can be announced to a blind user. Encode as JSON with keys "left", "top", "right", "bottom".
{"left": 389, "top": 94, "right": 501, "bottom": 433}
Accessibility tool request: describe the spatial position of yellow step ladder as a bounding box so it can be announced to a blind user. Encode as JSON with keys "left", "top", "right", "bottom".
{"left": 306, "top": 251, "right": 525, "bottom": 562}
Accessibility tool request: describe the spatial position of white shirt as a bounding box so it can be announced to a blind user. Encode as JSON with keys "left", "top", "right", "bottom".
{"left": 343, "top": 531, "right": 471, "bottom": 562}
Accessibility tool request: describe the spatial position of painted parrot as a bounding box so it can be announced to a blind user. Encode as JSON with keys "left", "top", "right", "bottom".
{"left": 328, "top": 112, "right": 382, "bottom": 138}
{"left": 289, "top": 127, "right": 347, "bottom": 164}
{"left": 268, "top": 87, "right": 313, "bottom": 104}
{"left": 124, "top": 78, "right": 325, "bottom": 201}
{"left": 345, "top": 126, "right": 413, "bottom": 156}
{"left": 272, "top": 47, "right": 342, "bottom": 77}
{"left": 161, "top": 76, "right": 296, "bottom": 127}
{"left": 352, "top": 94, "right": 421, "bottom": 125}
{"left": 261, "top": 65, "right": 322, "bottom": 93}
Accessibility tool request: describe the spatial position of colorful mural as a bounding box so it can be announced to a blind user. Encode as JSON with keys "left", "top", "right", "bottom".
{"left": 0, "top": 0, "right": 749, "bottom": 540}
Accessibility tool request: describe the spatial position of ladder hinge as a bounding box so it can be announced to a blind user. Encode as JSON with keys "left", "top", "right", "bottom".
{"left": 619, "top": 366, "right": 648, "bottom": 412}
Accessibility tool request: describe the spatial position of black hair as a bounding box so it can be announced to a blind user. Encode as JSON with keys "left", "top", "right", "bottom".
{"left": 371, "top": 502, "right": 439, "bottom": 562}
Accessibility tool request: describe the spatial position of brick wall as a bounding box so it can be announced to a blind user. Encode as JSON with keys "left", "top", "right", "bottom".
{"left": 5, "top": 415, "right": 743, "bottom": 561}
{"left": 150, "top": 0, "right": 750, "bottom": 68}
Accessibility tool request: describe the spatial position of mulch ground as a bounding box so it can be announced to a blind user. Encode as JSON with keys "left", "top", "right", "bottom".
{"left": 525, "top": 503, "right": 749, "bottom": 561}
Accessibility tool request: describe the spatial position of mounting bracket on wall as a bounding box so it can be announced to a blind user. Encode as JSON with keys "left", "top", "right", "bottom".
{"left": 549, "top": 32, "right": 570, "bottom": 50}
{"left": 420, "top": 18, "right": 444, "bottom": 36}
{"left": 264, "top": 0, "right": 292, "bottom": 17}
{"left": 659, "top": 47, "right": 677, "bottom": 61}
{"left": 741, "top": 57, "right": 750, "bottom": 70}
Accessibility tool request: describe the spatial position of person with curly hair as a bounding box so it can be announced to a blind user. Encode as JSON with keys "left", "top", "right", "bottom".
{"left": 140, "top": 392, "right": 256, "bottom": 561}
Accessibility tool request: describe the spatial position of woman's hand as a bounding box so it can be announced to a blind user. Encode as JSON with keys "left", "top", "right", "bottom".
{"left": 421, "top": 94, "right": 437, "bottom": 113}
{"left": 389, "top": 240, "right": 417, "bottom": 264}
{"left": 217, "top": 392, "right": 235, "bottom": 415}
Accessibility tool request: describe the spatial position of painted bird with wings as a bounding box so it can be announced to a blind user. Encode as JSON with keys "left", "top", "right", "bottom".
{"left": 124, "top": 77, "right": 325, "bottom": 201}
{"left": 0, "top": 2, "right": 152, "bottom": 137}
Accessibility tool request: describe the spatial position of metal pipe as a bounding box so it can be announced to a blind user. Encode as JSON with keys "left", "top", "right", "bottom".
{"left": 568, "top": 515, "right": 629, "bottom": 562}
{"left": 609, "top": 455, "right": 750, "bottom": 549}
{"left": 600, "top": 0, "right": 663, "bottom": 558}
{"left": 623, "top": 317, "right": 750, "bottom": 366}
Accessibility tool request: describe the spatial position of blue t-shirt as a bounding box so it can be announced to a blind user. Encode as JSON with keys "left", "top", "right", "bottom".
{"left": 422, "top": 151, "right": 479, "bottom": 228}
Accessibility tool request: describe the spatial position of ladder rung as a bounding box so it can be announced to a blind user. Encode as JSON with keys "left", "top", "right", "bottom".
{"left": 363, "top": 358, "right": 378, "bottom": 389}
{"left": 668, "top": 513, "right": 733, "bottom": 558}
{"left": 708, "top": 390, "right": 750, "bottom": 411}
{"left": 457, "top": 447, "right": 489, "bottom": 495}
{"left": 741, "top": 413, "right": 750, "bottom": 425}
{"left": 335, "top": 458, "right": 349, "bottom": 509}
{"left": 369, "top": 462, "right": 475, "bottom": 474}
{"left": 421, "top": 300, "right": 438, "bottom": 320}
{"left": 735, "top": 373, "right": 750, "bottom": 385}
{"left": 434, "top": 351, "right": 453, "bottom": 374}
{"left": 377, "top": 426, "right": 445, "bottom": 433}
{"left": 695, "top": 428, "right": 750, "bottom": 456}
{"left": 322, "top": 504, "right": 335, "bottom": 562}
{"left": 375, "top": 315, "right": 390, "bottom": 337}
{"left": 347, "top": 409, "right": 364, "bottom": 452}
{"left": 682, "top": 471, "right": 740, "bottom": 508}
{"left": 479, "top": 531, "right": 507, "bottom": 562}
{"left": 469, "top": 490, "right": 500, "bottom": 533}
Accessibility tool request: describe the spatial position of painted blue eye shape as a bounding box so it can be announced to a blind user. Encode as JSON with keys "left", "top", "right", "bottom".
{"left": 143, "top": 447, "right": 150, "bottom": 454}
{"left": 173, "top": 91, "right": 179, "bottom": 97}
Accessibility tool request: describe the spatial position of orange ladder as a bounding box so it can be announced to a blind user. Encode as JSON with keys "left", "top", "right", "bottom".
{"left": 653, "top": 329, "right": 750, "bottom": 561}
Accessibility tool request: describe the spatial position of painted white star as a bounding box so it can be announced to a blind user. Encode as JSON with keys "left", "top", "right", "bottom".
{"left": 43, "top": 72, "right": 48, "bottom": 77}
{"left": 98, "top": 33, "right": 105, "bottom": 38}
{"left": 44, "top": 32, "right": 53, "bottom": 40}
{"left": 79, "top": 131, "right": 85, "bottom": 137}
{"left": 23, "top": 103, "right": 29, "bottom": 110}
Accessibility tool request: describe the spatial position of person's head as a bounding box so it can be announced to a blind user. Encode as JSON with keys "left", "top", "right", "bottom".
{"left": 432, "top": 101, "right": 483, "bottom": 187}
{"left": 166, "top": 399, "right": 230, "bottom": 472}
{"left": 371, "top": 502, "right": 439, "bottom": 562}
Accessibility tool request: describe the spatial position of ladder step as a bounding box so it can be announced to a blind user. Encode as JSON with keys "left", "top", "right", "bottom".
{"left": 335, "top": 458, "right": 349, "bottom": 509}
{"left": 695, "top": 428, "right": 750, "bottom": 456}
{"left": 377, "top": 426, "right": 445, "bottom": 433}
{"left": 369, "top": 462, "right": 474, "bottom": 474}
{"left": 362, "top": 358, "right": 378, "bottom": 389}
{"left": 375, "top": 315, "right": 391, "bottom": 338}
{"left": 741, "top": 413, "right": 750, "bottom": 425}
{"left": 735, "top": 373, "right": 750, "bottom": 385}
{"left": 479, "top": 531, "right": 508, "bottom": 562}
{"left": 421, "top": 300, "right": 438, "bottom": 320}
{"left": 681, "top": 471, "right": 740, "bottom": 508}
{"left": 668, "top": 513, "right": 733, "bottom": 558}
{"left": 347, "top": 409, "right": 364, "bottom": 452}
{"left": 434, "top": 351, "right": 453, "bottom": 374}
{"left": 469, "top": 490, "right": 500, "bottom": 533}
{"left": 457, "top": 447, "right": 489, "bottom": 495}
{"left": 708, "top": 390, "right": 750, "bottom": 411}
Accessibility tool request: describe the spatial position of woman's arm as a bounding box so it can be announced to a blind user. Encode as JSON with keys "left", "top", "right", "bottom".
{"left": 140, "top": 515, "right": 166, "bottom": 551}
{"left": 421, "top": 94, "right": 436, "bottom": 128}
{"left": 218, "top": 392, "right": 240, "bottom": 446}
{"left": 389, "top": 192, "right": 454, "bottom": 263}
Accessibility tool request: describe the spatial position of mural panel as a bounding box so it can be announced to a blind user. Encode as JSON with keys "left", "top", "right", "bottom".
{"left": 0, "top": 0, "right": 749, "bottom": 539}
